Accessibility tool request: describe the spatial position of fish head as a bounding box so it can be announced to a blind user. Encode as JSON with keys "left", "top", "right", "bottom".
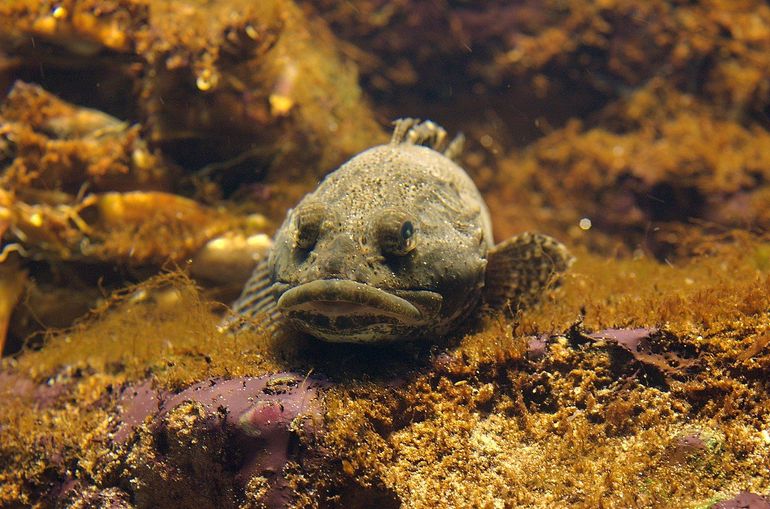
{"left": 268, "top": 145, "right": 490, "bottom": 342}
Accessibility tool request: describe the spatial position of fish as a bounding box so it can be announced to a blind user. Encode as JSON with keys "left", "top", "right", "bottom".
{"left": 226, "top": 118, "right": 573, "bottom": 343}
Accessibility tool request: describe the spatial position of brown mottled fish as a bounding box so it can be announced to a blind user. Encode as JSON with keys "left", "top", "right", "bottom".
{"left": 227, "top": 119, "right": 573, "bottom": 342}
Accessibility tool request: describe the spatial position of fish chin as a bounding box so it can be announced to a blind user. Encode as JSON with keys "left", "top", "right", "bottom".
{"left": 276, "top": 279, "right": 443, "bottom": 342}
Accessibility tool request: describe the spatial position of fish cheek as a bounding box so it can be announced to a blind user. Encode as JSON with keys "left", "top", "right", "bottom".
{"left": 271, "top": 230, "right": 306, "bottom": 284}
{"left": 418, "top": 245, "right": 486, "bottom": 319}
{"left": 380, "top": 249, "right": 414, "bottom": 276}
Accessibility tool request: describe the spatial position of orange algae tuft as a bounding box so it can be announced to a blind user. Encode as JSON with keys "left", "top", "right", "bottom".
{"left": 11, "top": 272, "right": 281, "bottom": 386}
{"left": 318, "top": 242, "right": 770, "bottom": 508}
{"left": 1, "top": 241, "right": 769, "bottom": 507}
{"left": 2, "top": 0, "right": 770, "bottom": 506}
{"left": 484, "top": 81, "right": 770, "bottom": 256}
{"left": 0, "top": 0, "right": 385, "bottom": 184}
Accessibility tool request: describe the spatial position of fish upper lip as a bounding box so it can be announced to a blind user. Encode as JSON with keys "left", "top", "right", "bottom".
{"left": 277, "top": 279, "right": 426, "bottom": 321}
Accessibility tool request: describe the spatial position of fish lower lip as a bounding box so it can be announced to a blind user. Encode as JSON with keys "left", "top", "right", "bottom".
{"left": 277, "top": 280, "right": 423, "bottom": 321}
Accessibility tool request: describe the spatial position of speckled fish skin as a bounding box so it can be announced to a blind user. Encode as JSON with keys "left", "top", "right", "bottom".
{"left": 230, "top": 119, "right": 572, "bottom": 343}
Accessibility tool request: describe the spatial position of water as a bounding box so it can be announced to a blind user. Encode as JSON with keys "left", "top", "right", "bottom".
{"left": 0, "top": 1, "right": 769, "bottom": 507}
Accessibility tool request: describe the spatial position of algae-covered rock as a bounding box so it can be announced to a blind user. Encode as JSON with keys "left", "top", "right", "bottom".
{"left": 2, "top": 0, "right": 770, "bottom": 507}
{"left": 0, "top": 0, "right": 386, "bottom": 352}
{"left": 305, "top": 0, "right": 770, "bottom": 126}
{"left": 0, "top": 0, "right": 384, "bottom": 184}
{"left": 2, "top": 243, "right": 770, "bottom": 507}
{"left": 114, "top": 374, "right": 326, "bottom": 508}
{"left": 485, "top": 80, "right": 770, "bottom": 256}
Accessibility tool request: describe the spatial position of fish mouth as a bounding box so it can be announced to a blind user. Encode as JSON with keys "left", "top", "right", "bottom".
{"left": 276, "top": 279, "right": 442, "bottom": 342}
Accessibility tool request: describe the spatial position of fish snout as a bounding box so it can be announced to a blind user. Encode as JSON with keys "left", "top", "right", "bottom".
{"left": 312, "top": 234, "right": 369, "bottom": 280}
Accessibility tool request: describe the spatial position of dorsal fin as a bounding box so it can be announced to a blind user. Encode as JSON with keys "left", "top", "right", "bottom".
{"left": 391, "top": 118, "right": 421, "bottom": 144}
{"left": 390, "top": 118, "right": 464, "bottom": 162}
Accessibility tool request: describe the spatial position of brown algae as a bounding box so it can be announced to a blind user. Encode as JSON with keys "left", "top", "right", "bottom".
{"left": 2, "top": 0, "right": 770, "bottom": 506}
{"left": 1, "top": 241, "right": 769, "bottom": 507}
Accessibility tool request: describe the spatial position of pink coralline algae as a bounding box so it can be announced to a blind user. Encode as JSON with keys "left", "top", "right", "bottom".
{"left": 585, "top": 327, "right": 700, "bottom": 384}
{"left": 713, "top": 492, "right": 770, "bottom": 509}
{"left": 113, "top": 372, "right": 326, "bottom": 508}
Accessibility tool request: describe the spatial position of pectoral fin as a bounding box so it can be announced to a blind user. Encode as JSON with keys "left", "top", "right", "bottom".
{"left": 483, "top": 232, "right": 574, "bottom": 313}
{"left": 220, "top": 256, "right": 281, "bottom": 334}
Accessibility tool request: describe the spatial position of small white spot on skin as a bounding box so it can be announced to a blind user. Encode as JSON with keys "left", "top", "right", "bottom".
{"left": 579, "top": 218, "right": 592, "bottom": 230}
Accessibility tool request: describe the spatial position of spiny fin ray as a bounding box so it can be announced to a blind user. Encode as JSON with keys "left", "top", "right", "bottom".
{"left": 483, "top": 232, "right": 574, "bottom": 314}
{"left": 391, "top": 118, "right": 464, "bottom": 161}
{"left": 220, "top": 257, "right": 280, "bottom": 334}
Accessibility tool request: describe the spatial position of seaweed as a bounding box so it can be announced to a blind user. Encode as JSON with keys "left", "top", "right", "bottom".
{"left": 2, "top": 243, "right": 769, "bottom": 507}
{"left": 2, "top": 0, "right": 770, "bottom": 507}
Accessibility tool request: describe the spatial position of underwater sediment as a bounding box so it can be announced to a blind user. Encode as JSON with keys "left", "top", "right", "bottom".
{"left": 1, "top": 0, "right": 770, "bottom": 507}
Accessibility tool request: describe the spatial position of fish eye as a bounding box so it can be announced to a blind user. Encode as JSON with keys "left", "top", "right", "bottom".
{"left": 295, "top": 201, "right": 326, "bottom": 250}
{"left": 375, "top": 208, "right": 417, "bottom": 256}
{"left": 401, "top": 220, "right": 414, "bottom": 240}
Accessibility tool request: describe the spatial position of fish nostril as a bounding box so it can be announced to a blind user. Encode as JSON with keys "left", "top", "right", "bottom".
{"left": 314, "top": 234, "right": 359, "bottom": 278}
{"left": 323, "top": 256, "right": 345, "bottom": 276}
